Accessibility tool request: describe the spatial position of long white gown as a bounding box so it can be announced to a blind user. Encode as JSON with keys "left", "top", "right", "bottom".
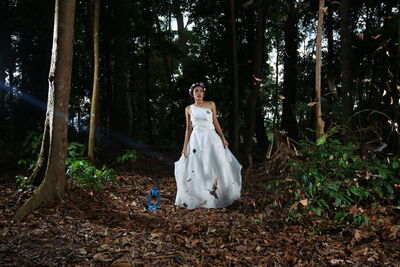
{"left": 174, "top": 105, "right": 242, "bottom": 209}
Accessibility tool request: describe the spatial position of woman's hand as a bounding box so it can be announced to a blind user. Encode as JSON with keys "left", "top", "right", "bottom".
{"left": 181, "top": 147, "right": 188, "bottom": 157}
{"left": 222, "top": 138, "right": 229, "bottom": 148}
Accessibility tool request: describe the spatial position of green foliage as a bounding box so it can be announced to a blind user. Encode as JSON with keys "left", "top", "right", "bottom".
{"left": 66, "top": 158, "right": 119, "bottom": 192}
{"left": 253, "top": 218, "right": 262, "bottom": 224}
{"left": 67, "top": 142, "right": 87, "bottom": 158}
{"left": 267, "top": 127, "right": 400, "bottom": 225}
{"left": 16, "top": 175, "right": 28, "bottom": 187}
{"left": 114, "top": 149, "right": 138, "bottom": 165}
{"left": 66, "top": 142, "right": 119, "bottom": 192}
{"left": 18, "top": 131, "right": 43, "bottom": 171}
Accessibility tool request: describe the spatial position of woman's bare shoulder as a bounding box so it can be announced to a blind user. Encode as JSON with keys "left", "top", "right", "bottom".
{"left": 206, "top": 101, "right": 216, "bottom": 109}
{"left": 206, "top": 101, "right": 215, "bottom": 106}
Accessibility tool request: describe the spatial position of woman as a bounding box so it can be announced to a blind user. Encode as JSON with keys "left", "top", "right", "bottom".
{"left": 174, "top": 82, "right": 242, "bottom": 209}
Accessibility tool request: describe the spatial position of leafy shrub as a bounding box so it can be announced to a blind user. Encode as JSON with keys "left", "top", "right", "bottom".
{"left": 66, "top": 158, "right": 119, "bottom": 192}
{"left": 67, "top": 142, "right": 87, "bottom": 158}
{"left": 114, "top": 149, "right": 138, "bottom": 165}
{"left": 16, "top": 175, "right": 28, "bottom": 187}
{"left": 267, "top": 127, "right": 400, "bottom": 225}
{"left": 17, "top": 131, "right": 43, "bottom": 171}
{"left": 66, "top": 142, "right": 120, "bottom": 192}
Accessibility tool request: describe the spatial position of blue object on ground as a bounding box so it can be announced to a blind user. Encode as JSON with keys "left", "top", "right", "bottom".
{"left": 146, "top": 186, "right": 160, "bottom": 210}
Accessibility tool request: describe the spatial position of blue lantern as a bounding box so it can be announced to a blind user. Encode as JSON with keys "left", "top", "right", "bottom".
{"left": 146, "top": 187, "right": 160, "bottom": 210}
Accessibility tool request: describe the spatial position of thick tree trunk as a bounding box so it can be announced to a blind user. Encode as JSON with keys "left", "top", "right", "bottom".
{"left": 244, "top": 0, "right": 267, "bottom": 161}
{"left": 27, "top": 117, "right": 50, "bottom": 186}
{"left": 229, "top": 0, "right": 240, "bottom": 154}
{"left": 111, "top": 0, "right": 132, "bottom": 142}
{"left": 15, "top": 0, "right": 76, "bottom": 220}
{"left": 315, "top": 0, "right": 325, "bottom": 137}
{"left": 339, "top": 0, "right": 353, "bottom": 123}
{"left": 281, "top": 0, "right": 299, "bottom": 140}
{"left": 88, "top": 0, "right": 101, "bottom": 162}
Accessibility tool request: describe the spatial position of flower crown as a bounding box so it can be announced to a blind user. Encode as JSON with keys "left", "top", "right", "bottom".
{"left": 189, "top": 82, "right": 206, "bottom": 96}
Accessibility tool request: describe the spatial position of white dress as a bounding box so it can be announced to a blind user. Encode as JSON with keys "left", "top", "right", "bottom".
{"left": 174, "top": 105, "right": 242, "bottom": 209}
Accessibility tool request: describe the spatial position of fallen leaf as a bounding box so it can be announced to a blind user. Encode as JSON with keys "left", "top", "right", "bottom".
{"left": 235, "top": 245, "right": 247, "bottom": 251}
{"left": 389, "top": 225, "right": 400, "bottom": 240}
{"left": 188, "top": 225, "right": 198, "bottom": 234}
{"left": 104, "top": 236, "right": 112, "bottom": 243}
{"left": 330, "top": 259, "right": 344, "bottom": 265}
{"left": 349, "top": 205, "right": 359, "bottom": 214}
{"left": 300, "top": 199, "right": 308, "bottom": 206}
{"left": 151, "top": 232, "right": 165, "bottom": 238}
{"left": 353, "top": 229, "right": 362, "bottom": 242}
{"left": 93, "top": 253, "right": 110, "bottom": 262}
{"left": 209, "top": 213, "right": 219, "bottom": 221}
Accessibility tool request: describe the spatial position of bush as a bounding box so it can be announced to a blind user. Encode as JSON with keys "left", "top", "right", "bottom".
{"left": 67, "top": 142, "right": 87, "bottom": 158}
{"left": 266, "top": 127, "right": 400, "bottom": 225}
{"left": 66, "top": 142, "right": 120, "bottom": 192}
{"left": 114, "top": 149, "right": 138, "bottom": 165}
{"left": 17, "top": 131, "right": 42, "bottom": 171}
{"left": 66, "top": 158, "right": 119, "bottom": 192}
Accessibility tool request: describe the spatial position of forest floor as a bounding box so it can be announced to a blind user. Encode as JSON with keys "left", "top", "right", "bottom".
{"left": 0, "top": 150, "right": 399, "bottom": 266}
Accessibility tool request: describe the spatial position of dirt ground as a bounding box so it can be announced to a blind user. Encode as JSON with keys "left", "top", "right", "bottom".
{"left": 1, "top": 152, "right": 399, "bottom": 266}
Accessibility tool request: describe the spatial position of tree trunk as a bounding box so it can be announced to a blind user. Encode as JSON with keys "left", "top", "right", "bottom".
{"left": 326, "top": 0, "right": 337, "bottom": 97}
{"left": 111, "top": 0, "right": 132, "bottom": 143}
{"left": 174, "top": 1, "right": 188, "bottom": 58}
{"left": 229, "top": 0, "right": 240, "bottom": 154}
{"left": 273, "top": 31, "right": 280, "bottom": 129}
{"left": 0, "top": 2, "right": 10, "bottom": 81}
{"left": 315, "top": 0, "right": 325, "bottom": 137}
{"left": 244, "top": 0, "right": 267, "bottom": 161}
{"left": 144, "top": 37, "right": 154, "bottom": 144}
{"left": 339, "top": 0, "right": 353, "bottom": 123}
{"left": 27, "top": 117, "right": 50, "bottom": 185}
{"left": 151, "top": 0, "right": 172, "bottom": 91}
{"left": 8, "top": 46, "right": 16, "bottom": 140}
{"left": 255, "top": 99, "right": 268, "bottom": 153}
{"left": 394, "top": 2, "right": 400, "bottom": 106}
{"left": 281, "top": 0, "right": 299, "bottom": 140}
{"left": 0, "top": 2, "right": 10, "bottom": 123}
{"left": 15, "top": 0, "right": 76, "bottom": 220}
{"left": 103, "top": 1, "right": 112, "bottom": 139}
{"left": 88, "top": 0, "right": 101, "bottom": 162}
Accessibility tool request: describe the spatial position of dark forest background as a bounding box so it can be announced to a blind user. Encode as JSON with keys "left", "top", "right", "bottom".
{"left": 1, "top": 1, "right": 400, "bottom": 255}
{"left": 0, "top": 0, "right": 399, "bottom": 163}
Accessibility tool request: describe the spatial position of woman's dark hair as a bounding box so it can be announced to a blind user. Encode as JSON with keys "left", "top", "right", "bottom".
{"left": 189, "top": 82, "right": 206, "bottom": 96}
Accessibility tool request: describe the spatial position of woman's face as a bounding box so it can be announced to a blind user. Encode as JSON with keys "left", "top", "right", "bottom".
{"left": 193, "top": 86, "right": 204, "bottom": 100}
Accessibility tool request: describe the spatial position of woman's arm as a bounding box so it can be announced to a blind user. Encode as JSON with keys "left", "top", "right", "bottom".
{"left": 182, "top": 106, "right": 193, "bottom": 156}
{"left": 210, "top": 101, "right": 228, "bottom": 148}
